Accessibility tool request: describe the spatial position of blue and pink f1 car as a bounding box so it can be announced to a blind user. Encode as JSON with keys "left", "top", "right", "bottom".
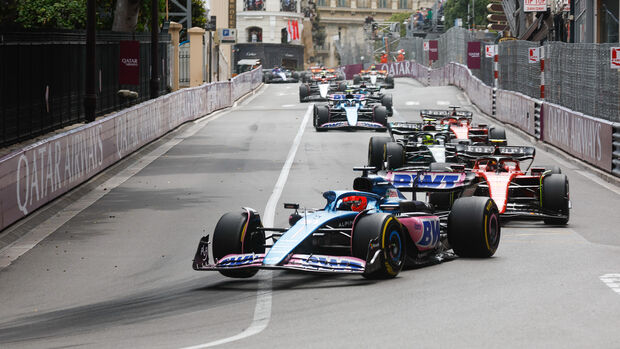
{"left": 192, "top": 168, "right": 501, "bottom": 279}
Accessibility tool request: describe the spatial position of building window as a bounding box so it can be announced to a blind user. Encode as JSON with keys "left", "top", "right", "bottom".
{"left": 281, "top": 0, "right": 297, "bottom": 12}
{"left": 398, "top": 0, "right": 408, "bottom": 9}
{"left": 337, "top": 0, "right": 349, "bottom": 8}
{"left": 377, "top": 0, "right": 388, "bottom": 8}
{"left": 244, "top": 0, "right": 265, "bottom": 11}
{"left": 357, "top": 0, "right": 369, "bottom": 8}
{"left": 281, "top": 28, "right": 288, "bottom": 43}
{"left": 248, "top": 27, "right": 263, "bottom": 42}
{"left": 317, "top": 0, "right": 326, "bottom": 6}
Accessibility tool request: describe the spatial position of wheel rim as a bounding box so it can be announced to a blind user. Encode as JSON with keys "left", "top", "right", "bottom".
{"left": 487, "top": 213, "right": 499, "bottom": 247}
{"left": 387, "top": 230, "right": 402, "bottom": 265}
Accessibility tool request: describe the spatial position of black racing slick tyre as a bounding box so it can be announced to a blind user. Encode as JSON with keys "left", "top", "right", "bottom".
{"left": 488, "top": 126, "right": 506, "bottom": 141}
{"left": 386, "top": 75, "right": 395, "bottom": 89}
{"left": 373, "top": 106, "right": 388, "bottom": 129}
{"left": 338, "top": 82, "right": 347, "bottom": 92}
{"left": 315, "top": 105, "right": 329, "bottom": 131}
{"left": 448, "top": 197, "right": 500, "bottom": 258}
{"left": 212, "top": 211, "right": 265, "bottom": 278}
{"left": 299, "top": 84, "right": 309, "bottom": 103}
{"left": 368, "top": 136, "right": 391, "bottom": 169}
{"left": 352, "top": 214, "right": 406, "bottom": 279}
{"left": 381, "top": 94, "right": 393, "bottom": 109}
{"left": 539, "top": 165, "right": 562, "bottom": 174}
{"left": 292, "top": 72, "right": 300, "bottom": 80}
{"left": 542, "top": 174, "right": 570, "bottom": 225}
{"left": 264, "top": 73, "right": 272, "bottom": 83}
{"left": 385, "top": 142, "right": 405, "bottom": 170}
{"left": 353, "top": 74, "right": 362, "bottom": 85}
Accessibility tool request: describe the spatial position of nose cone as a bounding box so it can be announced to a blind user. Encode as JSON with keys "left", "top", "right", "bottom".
{"left": 344, "top": 106, "right": 358, "bottom": 126}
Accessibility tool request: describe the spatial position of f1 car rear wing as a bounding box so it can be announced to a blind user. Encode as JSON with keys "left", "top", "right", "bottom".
{"left": 382, "top": 170, "right": 477, "bottom": 193}
{"left": 420, "top": 109, "right": 473, "bottom": 119}
{"left": 459, "top": 145, "right": 536, "bottom": 160}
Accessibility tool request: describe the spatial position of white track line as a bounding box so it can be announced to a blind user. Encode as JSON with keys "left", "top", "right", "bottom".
{"left": 181, "top": 104, "right": 313, "bottom": 349}
{"left": 600, "top": 274, "right": 620, "bottom": 294}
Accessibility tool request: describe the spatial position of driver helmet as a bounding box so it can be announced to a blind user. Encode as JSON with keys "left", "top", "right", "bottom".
{"left": 421, "top": 134, "right": 435, "bottom": 145}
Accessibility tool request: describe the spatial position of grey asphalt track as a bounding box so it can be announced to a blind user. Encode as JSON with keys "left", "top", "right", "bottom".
{"left": 0, "top": 79, "right": 619, "bottom": 348}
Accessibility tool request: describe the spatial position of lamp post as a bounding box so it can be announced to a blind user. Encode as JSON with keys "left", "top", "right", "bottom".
{"left": 150, "top": 0, "right": 160, "bottom": 99}
{"left": 84, "top": 0, "right": 96, "bottom": 122}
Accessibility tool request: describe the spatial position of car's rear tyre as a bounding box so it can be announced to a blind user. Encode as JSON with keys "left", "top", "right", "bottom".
{"left": 373, "top": 106, "right": 388, "bottom": 128}
{"left": 299, "top": 84, "right": 309, "bottom": 103}
{"left": 212, "top": 211, "right": 265, "bottom": 278}
{"left": 385, "top": 142, "right": 405, "bottom": 170}
{"left": 292, "top": 72, "right": 300, "bottom": 80}
{"left": 368, "top": 136, "right": 391, "bottom": 169}
{"left": 264, "top": 72, "right": 272, "bottom": 83}
{"left": 381, "top": 94, "right": 393, "bottom": 109}
{"left": 428, "top": 163, "right": 454, "bottom": 210}
{"left": 386, "top": 75, "right": 395, "bottom": 88}
{"left": 488, "top": 126, "right": 506, "bottom": 141}
{"left": 315, "top": 105, "right": 329, "bottom": 131}
{"left": 538, "top": 165, "right": 562, "bottom": 174}
{"left": 353, "top": 74, "right": 361, "bottom": 85}
{"left": 352, "top": 214, "right": 406, "bottom": 279}
{"left": 448, "top": 197, "right": 500, "bottom": 258}
{"left": 542, "top": 174, "right": 570, "bottom": 225}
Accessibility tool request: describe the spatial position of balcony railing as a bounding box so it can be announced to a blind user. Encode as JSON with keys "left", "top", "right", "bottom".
{"left": 281, "top": 0, "right": 297, "bottom": 12}
{"left": 244, "top": 0, "right": 266, "bottom": 11}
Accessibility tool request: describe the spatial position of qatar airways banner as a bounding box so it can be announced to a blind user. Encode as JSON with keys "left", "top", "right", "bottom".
{"left": 377, "top": 60, "right": 417, "bottom": 77}
{"left": 542, "top": 102, "right": 613, "bottom": 171}
{"left": 0, "top": 68, "right": 262, "bottom": 231}
{"left": 119, "top": 40, "right": 140, "bottom": 85}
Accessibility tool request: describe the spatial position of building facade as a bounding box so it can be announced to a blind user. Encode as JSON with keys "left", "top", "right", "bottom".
{"left": 315, "top": 0, "right": 435, "bottom": 67}
{"left": 234, "top": 0, "right": 306, "bottom": 69}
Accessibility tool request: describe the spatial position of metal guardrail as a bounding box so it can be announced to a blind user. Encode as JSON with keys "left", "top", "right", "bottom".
{"left": 613, "top": 123, "right": 620, "bottom": 177}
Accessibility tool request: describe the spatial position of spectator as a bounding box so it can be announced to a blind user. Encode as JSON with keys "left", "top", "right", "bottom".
{"left": 380, "top": 52, "right": 388, "bottom": 63}
{"left": 396, "top": 49, "right": 405, "bottom": 62}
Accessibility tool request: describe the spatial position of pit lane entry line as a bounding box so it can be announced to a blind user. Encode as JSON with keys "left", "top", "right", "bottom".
{"left": 180, "top": 104, "right": 314, "bottom": 349}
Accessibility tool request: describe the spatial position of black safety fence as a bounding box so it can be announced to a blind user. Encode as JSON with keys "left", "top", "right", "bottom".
{"left": 0, "top": 30, "right": 170, "bottom": 147}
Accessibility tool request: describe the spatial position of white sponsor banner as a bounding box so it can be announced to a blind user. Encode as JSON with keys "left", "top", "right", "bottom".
{"left": 611, "top": 47, "right": 620, "bottom": 69}
{"left": 529, "top": 47, "right": 540, "bottom": 63}
{"left": 525, "top": 0, "right": 547, "bottom": 11}
{"left": 423, "top": 42, "right": 429, "bottom": 51}
{"left": 485, "top": 45, "right": 497, "bottom": 58}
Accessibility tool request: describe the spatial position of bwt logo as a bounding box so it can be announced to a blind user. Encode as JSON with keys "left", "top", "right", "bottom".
{"left": 219, "top": 255, "right": 257, "bottom": 266}
{"left": 121, "top": 58, "right": 138, "bottom": 67}
{"left": 418, "top": 220, "right": 440, "bottom": 247}
{"left": 391, "top": 173, "right": 462, "bottom": 188}
{"left": 307, "top": 256, "right": 364, "bottom": 270}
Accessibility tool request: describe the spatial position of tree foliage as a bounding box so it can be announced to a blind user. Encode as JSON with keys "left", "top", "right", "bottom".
{"left": 387, "top": 12, "right": 412, "bottom": 37}
{"left": 444, "top": 0, "right": 488, "bottom": 30}
{"left": 17, "top": 0, "right": 86, "bottom": 29}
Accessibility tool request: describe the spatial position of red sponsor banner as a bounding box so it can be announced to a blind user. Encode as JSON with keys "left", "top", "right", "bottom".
{"left": 524, "top": 0, "right": 546, "bottom": 12}
{"left": 119, "top": 40, "right": 140, "bottom": 85}
{"left": 611, "top": 47, "right": 620, "bottom": 69}
{"left": 428, "top": 40, "right": 438, "bottom": 62}
{"left": 467, "top": 42, "right": 481, "bottom": 69}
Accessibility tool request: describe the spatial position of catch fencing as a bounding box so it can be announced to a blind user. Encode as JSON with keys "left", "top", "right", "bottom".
{"left": 347, "top": 59, "right": 617, "bottom": 176}
{"left": 397, "top": 27, "right": 620, "bottom": 122}
{"left": 0, "top": 31, "right": 171, "bottom": 148}
{"left": 0, "top": 67, "right": 263, "bottom": 232}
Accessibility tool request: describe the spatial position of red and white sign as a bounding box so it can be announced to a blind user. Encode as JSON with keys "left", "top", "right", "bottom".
{"left": 287, "top": 20, "right": 300, "bottom": 42}
{"left": 611, "top": 47, "right": 620, "bottom": 69}
{"left": 563, "top": 0, "right": 570, "bottom": 11}
{"left": 528, "top": 47, "right": 540, "bottom": 63}
{"left": 423, "top": 42, "right": 429, "bottom": 51}
{"left": 485, "top": 45, "right": 497, "bottom": 58}
{"left": 524, "top": 0, "right": 546, "bottom": 12}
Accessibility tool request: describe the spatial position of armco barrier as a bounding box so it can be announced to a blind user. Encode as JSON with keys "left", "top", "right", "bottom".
{"left": 0, "top": 67, "right": 263, "bottom": 231}
{"left": 495, "top": 89, "right": 538, "bottom": 137}
{"left": 542, "top": 102, "right": 614, "bottom": 172}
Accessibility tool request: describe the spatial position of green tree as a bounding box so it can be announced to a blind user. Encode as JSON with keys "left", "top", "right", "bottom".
{"left": 387, "top": 12, "right": 412, "bottom": 37}
{"left": 444, "top": 0, "right": 488, "bottom": 30}
{"left": 17, "top": 0, "right": 87, "bottom": 29}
